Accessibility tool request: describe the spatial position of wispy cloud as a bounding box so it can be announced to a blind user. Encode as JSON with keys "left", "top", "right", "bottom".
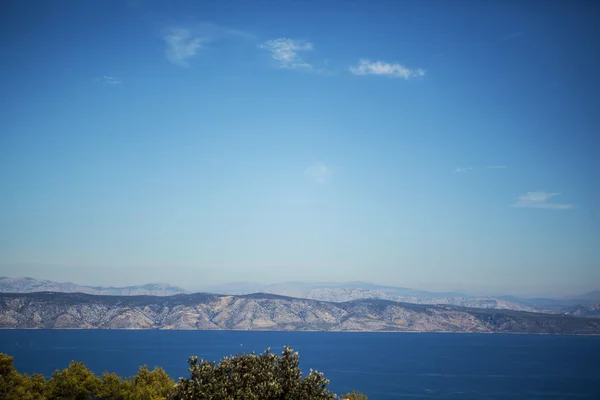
{"left": 163, "top": 27, "right": 208, "bottom": 67}
{"left": 260, "top": 38, "right": 314, "bottom": 71}
{"left": 454, "top": 167, "right": 473, "bottom": 173}
{"left": 349, "top": 59, "right": 425, "bottom": 79}
{"left": 512, "top": 192, "right": 572, "bottom": 210}
{"left": 162, "top": 23, "right": 250, "bottom": 67}
{"left": 305, "top": 162, "right": 333, "bottom": 184}
{"left": 486, "top": 165, "right": 508, "bottom": 169}
{"left": 102, "top": 76, "right": 122, "bottom": 85}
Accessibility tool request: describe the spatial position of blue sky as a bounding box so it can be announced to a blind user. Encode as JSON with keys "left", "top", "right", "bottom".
{"left": 1, "top": 0, "right": 599, "bottom": 296}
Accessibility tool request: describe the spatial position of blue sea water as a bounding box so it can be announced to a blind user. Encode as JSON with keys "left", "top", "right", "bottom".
{"left": 0, "top": 330, "right": 599, "bottom": 399}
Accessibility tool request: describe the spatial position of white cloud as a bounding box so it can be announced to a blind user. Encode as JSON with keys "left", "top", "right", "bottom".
{"left": 512, "top": 192, "right": 572, "bottom": 210}
{"left": 260, "top": 38, "right": 314, "bottom": 70}
{"left": 305, "top": 162, "right": 333, "bottom": 184}
{"left": 349, "top": 59, "right": 425, "bottom": 79}
{"left": 102, "top": 76, "right": 122, "bottom": 85}
{"left": 163, "top": 27, "right": 207, "bottom": 67}
{"left": 162, "top": 23, "right": 252, "bottom": 67}
{"left": 454, "top": 167, "right": 473, "bottom": 173}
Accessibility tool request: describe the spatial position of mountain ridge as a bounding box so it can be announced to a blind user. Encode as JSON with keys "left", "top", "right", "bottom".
{"left": 1, "top": 291, "right": 599, "bottom": 334}
{"left": 0, "top": 277, "right": 188, "bottom": 296}
{"left": 2, "top": 277, "right": 599, "bottom": 317}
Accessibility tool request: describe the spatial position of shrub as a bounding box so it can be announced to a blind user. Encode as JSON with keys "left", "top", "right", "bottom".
{"left": 341, "top": 390, "right": 368, "bottom": 400}
{"left": 0, "top": 350, "right": 367, "bottom": 399}
{"left": 46, "top": 361, "right": 101, "bottom": 399}
{"left": 169, "top": 346, "right": 335, "bottom": 400}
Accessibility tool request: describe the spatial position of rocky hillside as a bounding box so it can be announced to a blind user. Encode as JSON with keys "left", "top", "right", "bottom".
{"left": 0, "top": 277, "right": 187, "bottom": 296}
{"left": 563, "top": 304, "right": 600, "bottom": 319}
{"left": 1, "top": 292, "right": 599, "bottom": 334}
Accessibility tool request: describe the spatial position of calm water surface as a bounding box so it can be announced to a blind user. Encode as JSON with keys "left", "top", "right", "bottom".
{"left": 1, "top": 330, "right": 599, "bottom": 399}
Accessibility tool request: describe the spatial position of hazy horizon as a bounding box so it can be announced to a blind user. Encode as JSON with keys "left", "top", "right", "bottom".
{"left": 1, "top": 274, "right": 597, "bottom": 299}
{"left": 1, "top": 1, "right": 599, "bottom": 298}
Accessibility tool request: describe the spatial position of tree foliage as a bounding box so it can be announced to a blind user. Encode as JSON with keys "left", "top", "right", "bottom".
{"left": 341, "top": 390, "right": 368, "bottom": 400}
{"left": 46, "top": 360, "right": 102, "bottom": 399}
{"left": 0, "top": 349, "right": 367, "bottom": 400}
{"left": 0, "top": 354, "right": 46, "bottom": 400}
{"left": 129, "top": 365, "right": 175, "bottom": 400}
{"left": 170, "top": 346, "right": 335, "bottom": 400}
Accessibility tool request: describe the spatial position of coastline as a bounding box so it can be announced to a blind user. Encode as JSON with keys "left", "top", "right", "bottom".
{"left": 1, "top": 327, "right": 599, "bottom": 336}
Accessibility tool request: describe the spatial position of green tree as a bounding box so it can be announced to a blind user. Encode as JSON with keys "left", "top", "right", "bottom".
{"left": 98, "top": 371, "right": 129, "bottom": 400}
{"left": 169, "top": 346, "right": 335, "bottom": 400}
{"left": 0, "top": 353, "right": 24, "bottom": 399}
{"left": 46, "top": 360, "right": 102, "bottom": 400}
{"left": 1, "top": 349, "right": 364, "bottom": 400}
{"left": 20, "top": 373, "right": 47, "bottom": 400}
{"left": 0, "top": 353, "right": 19, "bottom": 399}
{"left": 129, "top": 365, "right": 175, "bottom": 400}
{"left": 0, "top": 354, "right": 46, "bottom": 400}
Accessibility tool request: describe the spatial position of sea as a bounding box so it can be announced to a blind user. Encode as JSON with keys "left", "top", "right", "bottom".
{"left": 1, "top": 330, "right": 599, "bottom": 399}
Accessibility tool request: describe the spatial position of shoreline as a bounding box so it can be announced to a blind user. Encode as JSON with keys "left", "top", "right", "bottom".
{"left": 1, "top": 328, "right": 599, "bottom": 336}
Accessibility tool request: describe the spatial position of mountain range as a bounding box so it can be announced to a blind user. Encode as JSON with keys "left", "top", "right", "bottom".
{"left": 1, "top": 291, "right": 599, "bottom": 334}
{"left": 1, "top": 277, "right": 599, "bottom": 318}
{"left": 0, "top": 277, "right": 186, "bottom": 296}
{"left": 202, "top": 281, "right": 600, "bottom": 307}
